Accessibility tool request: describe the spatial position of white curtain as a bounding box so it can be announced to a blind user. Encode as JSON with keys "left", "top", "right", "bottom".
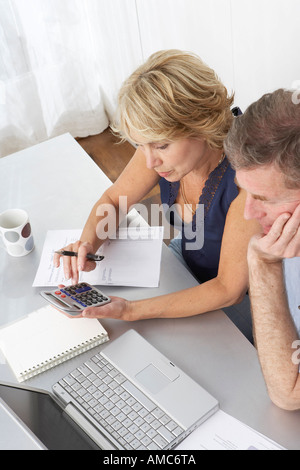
{"left": 1, "top": 0, "right": 300, "bottom": 158}
{"left": 0, "top": 0, "right": 142, "bottom": 157}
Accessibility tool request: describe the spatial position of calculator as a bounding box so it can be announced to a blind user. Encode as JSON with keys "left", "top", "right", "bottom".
{"left": 40, "top": 282, "right": 111, "bottom": 316}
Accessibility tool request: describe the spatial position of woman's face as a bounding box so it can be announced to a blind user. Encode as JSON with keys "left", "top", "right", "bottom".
{"left": 136, "top": 138, "right": 208, "bottom": 182}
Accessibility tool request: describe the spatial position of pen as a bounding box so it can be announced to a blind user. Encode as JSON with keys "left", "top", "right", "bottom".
{"left": 55, "top": 250, "right": 104, "bottom": 261}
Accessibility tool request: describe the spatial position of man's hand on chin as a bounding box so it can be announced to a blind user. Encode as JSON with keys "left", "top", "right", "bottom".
{"left": 248, "top": 204, "right": 300, "bottom": 264}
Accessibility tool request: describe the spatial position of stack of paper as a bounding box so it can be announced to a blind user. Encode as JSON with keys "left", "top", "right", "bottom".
{"left": 33, "top": 227, "right": 164, "bottom": 288}
{"left": 176, "top": 410, "right": 285, "bottom": 450}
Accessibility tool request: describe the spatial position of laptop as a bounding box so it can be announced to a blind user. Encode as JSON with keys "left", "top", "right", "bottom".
{"left": 0, "top": 329, "right": 218, "bottom": 450}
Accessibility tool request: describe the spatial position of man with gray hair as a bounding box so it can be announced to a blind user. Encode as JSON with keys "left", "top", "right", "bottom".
{"left": 224, "top": 88, "right": 300, "bottom": 410}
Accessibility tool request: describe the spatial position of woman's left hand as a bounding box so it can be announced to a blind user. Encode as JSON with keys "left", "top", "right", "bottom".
{"left": 56, "top": 284, "right": 131, "bottom": 320}
{"left": 82, "top": 296, "right": 130, "bottom": 320}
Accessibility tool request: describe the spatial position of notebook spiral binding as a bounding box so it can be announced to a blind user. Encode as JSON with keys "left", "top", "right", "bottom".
{"left": 19, "top": 333, "right": 109, "bottom": 382}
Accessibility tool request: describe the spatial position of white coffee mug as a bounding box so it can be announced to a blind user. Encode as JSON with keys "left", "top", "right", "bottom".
{"left": 0, "top": 209, "right": 34, "bottom": 257}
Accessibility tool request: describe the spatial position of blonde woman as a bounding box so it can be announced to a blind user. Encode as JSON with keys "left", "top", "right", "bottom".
{"left": 54, "top": 50, "right": 259, "bottom": 339}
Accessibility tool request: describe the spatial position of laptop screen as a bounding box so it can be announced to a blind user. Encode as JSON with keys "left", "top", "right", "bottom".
{"left": 0, "top": 383, "right": 99, "bottom": 450}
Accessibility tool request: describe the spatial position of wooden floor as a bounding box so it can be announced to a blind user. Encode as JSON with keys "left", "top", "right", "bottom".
{"left": 76, "top": 127, "right": 160, "bottom": 202}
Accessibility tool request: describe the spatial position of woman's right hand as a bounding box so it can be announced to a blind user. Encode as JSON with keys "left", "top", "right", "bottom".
{"left": 53, "top": 240, "right": 97, "bottom": 285}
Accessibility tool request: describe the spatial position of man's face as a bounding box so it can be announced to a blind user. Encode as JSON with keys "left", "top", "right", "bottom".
{"left": 236, "top": 165, "right": 300, "bottom": 235}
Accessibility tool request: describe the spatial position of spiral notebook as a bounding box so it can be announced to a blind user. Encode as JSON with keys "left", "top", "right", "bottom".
{"left": 0, "top": 306, "right": 109, "bottom": 382}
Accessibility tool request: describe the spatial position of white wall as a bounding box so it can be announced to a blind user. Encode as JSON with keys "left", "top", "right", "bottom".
{"left": 136, "top": 0, "right": 234, "bottom": 94}
{"left": 1, "top": 0, "right": 300, "bottom": 156}
{"left": 134, "top": 0, "right": 300, "bottom": 112}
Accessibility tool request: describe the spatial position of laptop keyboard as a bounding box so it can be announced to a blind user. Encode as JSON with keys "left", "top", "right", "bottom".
{"left": 54, "top": 352, "right": 184, "bottom": 450}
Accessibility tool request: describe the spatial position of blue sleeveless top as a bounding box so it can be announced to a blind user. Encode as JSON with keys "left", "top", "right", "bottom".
{"left": 159, "top": 157, "right": 238, "bottom": 283}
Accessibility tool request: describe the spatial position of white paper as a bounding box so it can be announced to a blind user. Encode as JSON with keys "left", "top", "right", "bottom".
{"left": 32, "top": 227, "right": 164, "bottom": 288}
{"left": 176, "top": 410, "right": 285, "bottom": 450}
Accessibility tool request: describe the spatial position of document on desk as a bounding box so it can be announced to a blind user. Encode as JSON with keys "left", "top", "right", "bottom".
{"left": 32, "top": 227, "right": 164, "bottom": 288}
{"left": 176, "top": 410, "right": 285, "bottom": 450}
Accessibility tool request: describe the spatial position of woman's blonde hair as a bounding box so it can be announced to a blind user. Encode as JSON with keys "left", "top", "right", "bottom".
{"left": 112, "top": 49, "right": 234, "bottom": 150}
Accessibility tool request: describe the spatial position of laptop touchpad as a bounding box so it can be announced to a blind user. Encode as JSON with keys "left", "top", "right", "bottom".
{"left": 135, "top": 364, "right": 172, "bottom": 394}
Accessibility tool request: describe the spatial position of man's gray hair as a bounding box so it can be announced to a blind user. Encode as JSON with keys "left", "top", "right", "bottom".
{"left": 224, "top": 89, "right": 300, "bottom": 189}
